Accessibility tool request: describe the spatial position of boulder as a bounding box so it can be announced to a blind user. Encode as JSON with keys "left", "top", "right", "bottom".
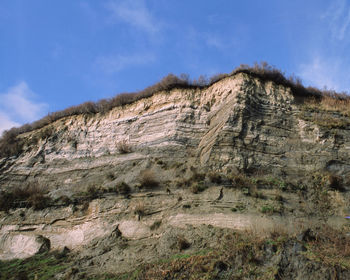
{"left": 0, "top": 233, "right": 50, "bottom": 260}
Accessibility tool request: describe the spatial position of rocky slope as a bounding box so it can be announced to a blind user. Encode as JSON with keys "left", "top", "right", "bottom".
{"left": 1, "top": 72, "right": 350, "bottom": 279}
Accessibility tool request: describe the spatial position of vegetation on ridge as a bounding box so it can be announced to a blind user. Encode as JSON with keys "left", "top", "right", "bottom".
{"left": 1, "top": 225, "right": 349, "bottom": 280}
{"left": 102, "top": 226, "right": 350, "bottom": 279}
{"left": 1, "top": 62, "right": 349, "bottom": 159}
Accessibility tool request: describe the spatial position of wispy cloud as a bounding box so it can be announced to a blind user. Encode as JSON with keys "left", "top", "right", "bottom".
{"left": 0, "top": 82, "right": 48, "bottom": 134}
{"left": 204, "top": 33, "right": 238, "bottom": 50}
{"left": 299, "top": 55, "right": 350, "bottom": 92}
{"left": 0, "top": 112, "right": 20, "bottom": 136}
{"left": 185, "top": 27, "right": 237, "bottom": 51}
{"left": 323, "top": 0, "right": 350, "bottom": 41}
{"left": 205, "top": 35, "right": 227, "bottom": 49}
{"left": 95, "top": 53, "right": 155, "bottom": 74}
{"left": 297, "top": 1, "right": 350, "bottom": 92}
{"left": 106, "top": 0, "right": 159, "bottom": 35}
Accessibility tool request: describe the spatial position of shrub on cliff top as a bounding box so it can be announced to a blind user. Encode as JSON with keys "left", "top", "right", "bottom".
{"left": 1, "top": 62, "right": 349, "bottom": 159}
{"left": 0, "top": 128, "right": 24, "bottom": 158}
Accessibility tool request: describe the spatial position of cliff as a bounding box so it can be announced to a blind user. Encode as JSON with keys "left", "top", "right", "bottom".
{"left": 1, "top": 72, "right": 350, "bottom": 279}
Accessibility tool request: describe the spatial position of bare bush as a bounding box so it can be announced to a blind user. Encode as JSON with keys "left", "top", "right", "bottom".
{"left": 190, "top": 182, "right": 207, "bottom": 194}
{"left": 327, "top": 174, "right": 344, "bottom": 191}
{"left": 0, "top": 129, "right": 24, "bottom": 158}
{"left": 307, "top": 225, "right": 350, "bottom": 266}
{"left": 134, "top": 202, "right": 145, "bottom": 219}
{"left": 176, "top": 235, "right": 191, "bottom": 251}
{"left": 2, "top": 62, "right": 349, "bottom": 159}
{"left": 106, "top": 172, "right": 115, "bottom": 181}
{"left": 0, "top": 183, "right": 51, "bottom": 211}
{"left": 28, "top": 192, "right": 51, "bottom": 210}
{"left": 208, "top": 172, "right": 222, "bottom": 184}
{"left": 87, "top": 185, "right": 100, "bottom": 199}
{"left": 228, "top": 174, "right": 252, "bottom": 189}
{"left": 192, "top": 75, "right": 208, "bottom": 87}
{"left": 209, "top": 73, "right": 228, "bottom": 84}
{"left": 0, "top": 192, "right": 15, "bottom": 212}
{"left": 116, "top": 140, "right": 132, "bottom": 154}
{"left": 55, "top": 195, "right": 73, "bottom": 206}
{"left": 138, "top": 170, "right": 159, "bottom": 189}
{"left": 115, "top": 182, "right": 131, "bottom": 195}
{"left": 150, "top": 220, "right": 162, "bottom": 231}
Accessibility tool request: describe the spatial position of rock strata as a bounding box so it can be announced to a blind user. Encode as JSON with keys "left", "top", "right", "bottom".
{"left": 1, "top": 72, "right": 350, "bottom": 278}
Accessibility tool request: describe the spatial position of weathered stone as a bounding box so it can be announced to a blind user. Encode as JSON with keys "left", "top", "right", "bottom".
{"left": 0, "top": 73, "right": 350, "bottom": 278}
{"left": 1, "top": 73, "right": 349, "bottom": 193}
{"left": 0, "top": 233, "right": 50, "bottom": 260}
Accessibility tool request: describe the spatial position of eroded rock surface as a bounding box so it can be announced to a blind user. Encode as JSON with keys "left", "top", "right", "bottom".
{"left": 1, "top": 73, "right": 349, "bottom": 191}
{"left": 1, "top": 73, "right": 350, "bottom": 277}
{"left": 0, "top": 233, "right": 50, "bottom": 260}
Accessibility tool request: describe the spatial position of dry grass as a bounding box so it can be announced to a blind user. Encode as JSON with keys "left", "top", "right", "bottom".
{"left": 208, "top": 172, "right": 222, "bottom": 184}
{"left": 0, "top": 192, "right": 15, "bottom": 212}
{"left": 300, "top": 111, "right": 350, "bottom": 129}
{"left": 87, "top": 185, "right": 100, "bottom": 199}
{"left": 134, "top": 202, "right": 145, "bottom": 218}
{"left": 326, "top": 174, "right": 345, "bottom": 191}
{"left": 0, "top": 129, "right": 23, "bottom": 158}
{"left": 306, "top": 225, "right": 350, "bottom": 268}
{"left": 190, "top": 169, "right": 206, "bottom": 181}
{"left": 115, "top": 182, "right": 131, "bottom": 195}
{"left": 190, "top": 182, "right": 207, "bottom": 194}
{"left": 150, "top": 220, "right": 162, "bottom": 231}
{"left": 249, "top": 220, "right": 291, "bottom": 238}
{"left": 0, "top": 183, "right": 51, "bottom": 211}
{"left": 273, "top": 189, "right": 284, "bottom": 202}
{"left": 305, "top": 96, "right": 350, "bottom": 116}
{"left": 139, "top": 229, "right": 282, "bottom": 279}
{"left": 176, "top": 235, "right": 191, "bottom": 251}
{"left": 328, "top": 190, "right": 347, "bottom": 216}
{"left": 136, "top": 253, "right": 218, "bottom": 280}
{"left": 116, "top": 224, "right": 350, "bottom": 280}
{"left": 228, "top": 173, "right": 252, "bottom": 189}
{"left": 176, "top": 169, "right": 208, "bottom": 194}
{"left": 106, "top": 172, "right": 115, "bottom": 181}
{"left": 2, "top": 62, "right": 349, "bottom": 159}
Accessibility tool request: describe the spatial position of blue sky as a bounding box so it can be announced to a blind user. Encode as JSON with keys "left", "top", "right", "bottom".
{"left": 1, "top": 0, "right": 350, "bottom": 134}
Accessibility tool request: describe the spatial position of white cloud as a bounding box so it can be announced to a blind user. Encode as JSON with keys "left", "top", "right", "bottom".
{"left": 0, "top": 112, "right": 20, "bottom": 136}
{"left": 0, "top": 82, "right": 48, "bottom": 134}
{"left": 204, "top": 34, "right": 238, "bottom": 50}
{"left": 95, "top": 53, "right": 155, "bottom": 74}
{"left": 298, "top": 1, "right": 350, "bottom": 93}
{"left": 299, "top": 56, "right": 350, "bottom": 92}
{"left": 323, "top": 0, "right": 350, "bottom": 41}
{"left": 184, "top": 27, "right": 238, "bottom": 51}
{"left": 106, "top": 0, "right": 159, "bottom": 35}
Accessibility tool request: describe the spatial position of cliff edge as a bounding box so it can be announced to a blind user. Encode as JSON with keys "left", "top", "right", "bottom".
{"left": 1, "top": 72, "right": 350, "bottom": 279}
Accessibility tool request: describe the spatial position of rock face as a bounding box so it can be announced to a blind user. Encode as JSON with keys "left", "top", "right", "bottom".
{"left": 1, "top": 72, "right": 350, "bottom": 277}
{"left": 1, "top": 72, "right": 349, "bottom": 191}
{"left": 0, "top": 233, "right": 50, "bottom": 260}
